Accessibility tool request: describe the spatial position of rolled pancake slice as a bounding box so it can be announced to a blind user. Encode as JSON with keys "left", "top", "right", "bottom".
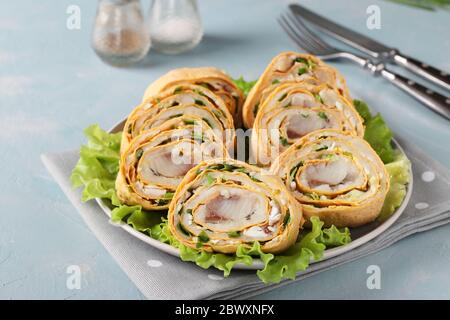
{"left": 168, "top": 159, "right": 303, "bottom": 254}
{"left": 270, "top": 129, "right": 389, "bottom": 227}
{"left": 116, "top": 118, "right": 229, "bottom": 210}
{"left": 242, "top": 52, "right": 351, "bottom": 128}
{"left": 251, "top": 82, "right": 364, "bottom": 166}
{"left": 142, "top": 67, "right": 245, "bottom": 127}
{"left": 122, "top": 83, "right": 235, "bottom": 152}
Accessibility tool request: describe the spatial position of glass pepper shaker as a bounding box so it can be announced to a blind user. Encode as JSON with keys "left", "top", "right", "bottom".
{"left": 147, "top": 0, "right": 203, "bottom": 55}
{"left": 92, "top": 0, "right": 150, "bottom": 66}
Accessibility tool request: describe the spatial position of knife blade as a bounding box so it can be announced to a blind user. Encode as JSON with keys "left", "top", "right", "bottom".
{"left": 290, "top": 3, "right": 450, "bottom": 91}
{"left": 289, "top": 3, "right": 393, "bottom": 58}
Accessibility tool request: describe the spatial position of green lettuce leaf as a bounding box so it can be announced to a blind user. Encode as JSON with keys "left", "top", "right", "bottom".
{"left": 70, "top": 124, "right": 143, "bottom": 220}
{"left": 233, "top": 77, "right": 257, "bottom": 96}
{"left": 378, "top": 151, "right": 411, "bottom": 221}
{"left": 354, "top": 100, "right": 395, "bottom": 163}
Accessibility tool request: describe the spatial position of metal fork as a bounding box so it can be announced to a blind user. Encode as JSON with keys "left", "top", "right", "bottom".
{"left": 278, "top": 12, "right": 450, "bottom": 120}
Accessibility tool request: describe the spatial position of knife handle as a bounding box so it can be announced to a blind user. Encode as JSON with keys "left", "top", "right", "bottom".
{"left": 393, "top": 53, "right": 450, "bottom": 92}
{"left": 379, "top": 67, "right": 450, "bottom": 120}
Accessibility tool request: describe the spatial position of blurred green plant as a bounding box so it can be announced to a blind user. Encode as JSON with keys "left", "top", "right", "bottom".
{"left": 387, "top": 0, "right": 450, "bottom": 11}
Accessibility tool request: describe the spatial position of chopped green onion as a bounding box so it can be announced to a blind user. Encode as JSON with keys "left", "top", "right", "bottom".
{"left": 298, "top": 67, "right": 307, "bottom": 75}
{"left": 306, "top": 192, "right": 320, "bottom": 200}
{"left": 289, "top": 161, "right": 303, "bottom": 179}
{"left": 283, "top": 211, "right": 291, "bottom": 227}
{"left": 183, "top": 119, "right": 196, "bottom": 125}
{"left": 315, "top": 145, "right": 328, "bottom": 151}
{"left": 178, "top": 222, "right": 190, "bottom": 236}
{"left": 280, "top": 137, "right": 290, "bottom": 147}
{"left": 294, "top": 57, "right": 307, "bottom": 64}
{"left": 202, "top": 117, "right": 213, "bottom": 128}
{"left": 321, "top": 153, "right": 334, "bottom": 160}
{"left": 194, "top": 89, "right": 206, "bottom": 97}
{"left": 198, "top": 230, "right": 210, "bottom": 243}
{"left": 227, "top": 231, "right": 241, "bottom": 238}
{"left": 222, "top": 164, "right": 237, "bottom": 171}
{"left": 315, "top": 94, "right": 324, "bottom": 103}
{"left": 318, "top": 111, "right": 328, "bottom": 121}
{"left": 192, "top": 132, "right": 203, "bottom": 141}
{"left": 213, "top": 109, "right": 224, "bottom": 118}
{"left": 173, "top": 86, "right": 183, "bottom": 94}
{"left": 162, "top": 192, "right": 174, "bottom": 200}
{"left": 206, "top": 173, "right": 215, "bottom": 185}
{"left": 195, "top": 99, "right": 205, "bottom": 106}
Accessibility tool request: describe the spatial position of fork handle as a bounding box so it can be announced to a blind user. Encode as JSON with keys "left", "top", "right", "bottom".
{"left": 379, "top": 67, "right": 450, "bottom": 120}
{"left": 393, "top": 53, "right": 450, "bottom": 92}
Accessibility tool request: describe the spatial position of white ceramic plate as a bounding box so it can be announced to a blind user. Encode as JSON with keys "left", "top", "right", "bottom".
{"left": 96, "top": 120, "right": 413, "bottom": 270}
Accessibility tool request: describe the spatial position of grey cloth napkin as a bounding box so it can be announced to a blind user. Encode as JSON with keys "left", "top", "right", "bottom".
{"left": 41, "top": 137, "right": 450, "bottom": 300}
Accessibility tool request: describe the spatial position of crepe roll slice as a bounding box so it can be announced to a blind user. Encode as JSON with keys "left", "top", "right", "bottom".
{"left": 242, "top": 52, "right": 350, "bottom": 128}
{"left": 116, "top": 119, "right": 229, "bottom": 210}
{"left": 168, "top": 159, "right": 303, "bottom": 254}
{"left": 270, "top": 129, "right": 389, "bottom": 228}
{"left": 142, "top": 67, "right": 245, "bottom": 127}
{"left": 122, "top": 83, "right": 235, "bottom": 152}
{"left": 251, "top": 82, "right": 364, "bottom": 166}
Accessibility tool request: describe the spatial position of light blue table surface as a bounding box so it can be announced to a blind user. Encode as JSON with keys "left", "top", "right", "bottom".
{"left": 1, "top": 0, "right": 449, "bottom": 299}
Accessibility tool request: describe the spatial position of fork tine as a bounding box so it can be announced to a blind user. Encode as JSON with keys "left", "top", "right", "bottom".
{"left": 285, "top": 11, "right": 331, "bottom": 52}
{"left": 279, "top": 13, "right": 323, "bottom": 54}
{"left": 277, "top": 15, "right": 307, "bottom": 50}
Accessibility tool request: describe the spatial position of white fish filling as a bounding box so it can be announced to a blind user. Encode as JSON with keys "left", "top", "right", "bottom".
{"left": 220, "top": 189, "right": 231, "bottom": 199}
{"left": 135, "top": 181, "right": 167, "bottom": 198}
{"left": 274, "top": 55, "right": 294, "bottom": 72}
{"left": 177, "top": 93, "right": 196, "bottom": 105}
{"left": 268, "top": 201, "right": 281, "bottom": 225}
{"left": 243, "top": 226, "right": 269, "bottom": 239}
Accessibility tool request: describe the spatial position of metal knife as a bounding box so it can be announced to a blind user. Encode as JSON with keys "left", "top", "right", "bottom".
{"left": 290, "top": 3, "right": 450, "bottom": 92}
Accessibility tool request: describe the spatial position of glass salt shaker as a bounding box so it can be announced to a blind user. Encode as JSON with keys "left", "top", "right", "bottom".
{"left": 147, "top": 0, "right": 203, "bottom": 54}
{"left": 92, "top": 0, "right": 150, "bottom": 66}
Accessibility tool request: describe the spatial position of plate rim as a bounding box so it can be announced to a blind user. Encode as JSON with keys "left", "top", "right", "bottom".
{"left": 96, "top": 119, "right": 413, "bottom": 270}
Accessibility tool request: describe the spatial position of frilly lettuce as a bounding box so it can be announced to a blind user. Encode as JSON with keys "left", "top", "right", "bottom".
{"left": 378, "top": 151, "right": 411, "bottom": 221}
{"left": 71, "top": 125, "right": 350, "bottom": 283}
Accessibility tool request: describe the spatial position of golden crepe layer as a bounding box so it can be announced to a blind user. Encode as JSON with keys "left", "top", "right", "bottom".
{"left": 168, "top": 159, "right": 303, "bottom": 254}
{"left": 242, "top": 52, "right": 351, "bottom": 128}
{"left": 142, "top": 67, "right": 245, "bottom": 127}
{"left": 116, "top": 118, "right": 229, "bottom": 210}
{"left": 270, "top": 129, "right": 389, "bottom": 228}
{"left": 251, "top": 82, "right": 364, "bottom": 167}
{"left": 121, "top": 83, "right": 235, "bottom": 152}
